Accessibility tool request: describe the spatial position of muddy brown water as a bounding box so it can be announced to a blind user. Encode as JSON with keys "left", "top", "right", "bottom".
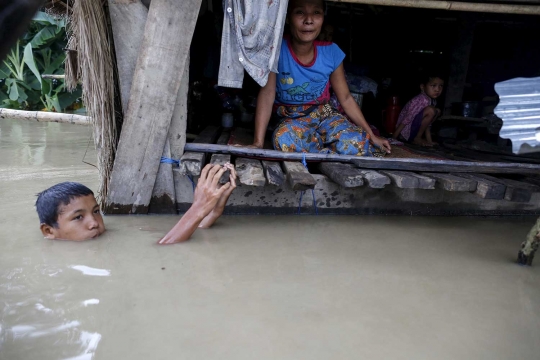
{"left": 1, "top": 119, "right": 539, "bottom": 359}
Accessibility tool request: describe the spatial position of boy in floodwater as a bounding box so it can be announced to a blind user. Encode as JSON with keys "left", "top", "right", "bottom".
{"left": 35, "top": 164, "right": 237, "bottom": 244}
{"left": 36, "top": 182, "right": 105, "bottom": 241}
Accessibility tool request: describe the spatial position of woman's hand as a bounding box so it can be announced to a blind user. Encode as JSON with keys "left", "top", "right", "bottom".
{"left": 370, "top": 136, "right": 392, "bottom": 154}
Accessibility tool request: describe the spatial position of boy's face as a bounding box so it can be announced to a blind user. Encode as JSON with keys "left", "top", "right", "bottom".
{"left": 288, "top": 0, "right": 324, "bottom": 44}
{"left": 421, "top": 77, "right": 444, "bottom": 99}
{"left": 40, "top": 195, "right": 105, "bottom": 241}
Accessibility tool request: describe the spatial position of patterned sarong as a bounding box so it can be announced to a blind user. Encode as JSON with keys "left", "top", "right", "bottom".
{"left": 273, "top": 104, "right": 386, "bottom": 157}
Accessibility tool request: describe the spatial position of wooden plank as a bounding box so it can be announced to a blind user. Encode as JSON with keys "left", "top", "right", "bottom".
{"left": 408, "top": 173, "right": 436, "bottom": 190}
{"left": 452, "top": 173, "right": 505, "bottom": 199}
{"left": 235, "top": 158, "right": 266, "bottom": 186}
{"left": 216, "top": 129, "right": 231, "bottom": 145}
{"left": 107, "top": 0, "right": 148, "bottom": 114}
{"left": 149, "top": 138, "right": 176, "bottom": 213}
{"left": 210, "top": 154, "right": 231, "bottom": 185}
{"left": 380, "top": 171, "right": 419, "bottom": 189}
{"left": 444, "top": 14, "right": 475, "bottom": 115}
{"left": 424, "top": 173, "right": 477, "bottom": 192}
{"left": 178, "top": 126, "right": 221, "bottom": 176}
{"left": 521, "top": 177, "right": 540, "bottom": 188}
{"left": 168, "top": 54, "right": 189, "bottom": 160}
{"left": 108, "top": 1, "right": 187, "bottom": 214}
{"left": 319, "top": 162, "right": 364, "bottom": 188}
{"left": 178, "top": 152, "right": 205, "bottom": 176}
{"left": 475, "top": 174, "right": 533, "bottom": 202}
{"left": 261, "top": 161, "right": 285, "bottom": 187}
{"left": 282, "top": 161, "right": 317, "bottom": 191}
{"left": 357, "top": 170, "right": 391, "bottom": 189}
{"left": 194, "top": 126, "right": 221, "bottom": 145}
{"left": 105, "top": 0, "right": 202, "bottom": 214}
{"left": 183, "top": 143, "right": 540, "bottom": 175}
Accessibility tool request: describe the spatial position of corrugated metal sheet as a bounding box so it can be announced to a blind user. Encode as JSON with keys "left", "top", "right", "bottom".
{"left": 494, "top": 76, "right": 540, "bottom": 154}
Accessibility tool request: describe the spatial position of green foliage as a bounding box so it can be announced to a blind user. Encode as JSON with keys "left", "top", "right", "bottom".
{"left": 0, "top": 11, "right": 82, "bottom": 112}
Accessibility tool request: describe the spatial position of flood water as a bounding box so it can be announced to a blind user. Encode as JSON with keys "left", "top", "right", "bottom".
{"left": 1, "top": 118, "right": 540, "bottom": 360}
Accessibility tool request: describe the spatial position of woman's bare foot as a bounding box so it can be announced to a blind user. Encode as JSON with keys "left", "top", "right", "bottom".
{"left": 413, "top": 138, "right": 432, "bottom": 147}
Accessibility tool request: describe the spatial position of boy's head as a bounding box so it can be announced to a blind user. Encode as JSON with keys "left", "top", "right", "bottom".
{"left": 420, "top": 74, "right": 444, "bottom": 99}
{"left": 287, "top": 0, "right": 325, "bottom": 44}
{"left": 36, "top": 182, "right": 105, "bottom": 241}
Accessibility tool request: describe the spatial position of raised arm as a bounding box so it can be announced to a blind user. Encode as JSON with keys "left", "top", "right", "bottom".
{"left": 330, "top": 64, "right": 391, "bottom": 153}
{"left": 252, "top": 72, "right": 276, "bottom": 148}
{"left": 157, "top": 164, "right": 232, "bottom": 245}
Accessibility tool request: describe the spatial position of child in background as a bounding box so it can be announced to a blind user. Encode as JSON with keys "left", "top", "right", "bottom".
{"left": 393, "top": 74, "right": 444, "bottom": 147}
{"left": 250, "top": 0, "right": 391, "bottom": 156}
{"left": 36, "top": 164, "right": 237, "bottom": 244}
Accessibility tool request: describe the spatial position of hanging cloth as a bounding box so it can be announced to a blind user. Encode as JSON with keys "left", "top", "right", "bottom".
{"left": 218, "top": 0, "right": 288, "bottom": 88}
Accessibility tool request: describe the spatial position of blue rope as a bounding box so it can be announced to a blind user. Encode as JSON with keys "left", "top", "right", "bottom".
{"left": 187, "top": 175, "right": 195, "bottom": 192}
{"left": 160, "top": 156, "right": 180, "bottom": 166}
{"left": 159, "top": 157, "right": 194, "bottom": 192}
{"left": 297, "top": 191, "right": 305, "bottom": 214}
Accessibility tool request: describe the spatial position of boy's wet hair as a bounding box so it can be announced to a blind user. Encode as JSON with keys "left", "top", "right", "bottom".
{"left": 36, "top": 182, "right": 94, "bottom": 228}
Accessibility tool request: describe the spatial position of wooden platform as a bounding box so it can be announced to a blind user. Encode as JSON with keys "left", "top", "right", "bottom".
{"left": 170, "top": 127, "right": 540, "bottom": 215}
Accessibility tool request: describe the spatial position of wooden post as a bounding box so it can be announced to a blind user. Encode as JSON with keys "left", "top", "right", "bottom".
{"left": 105, "top": 0, "right": 201, "bottom": 214}
{"left": 444, "top": 14, "right": 476, "bottom": 115}
{"left": 148, "top": 139, "right": 176, "bottom": 213}
{"left": 107, "top": 0, "right": 148, "bottom": 114}
{"left": 518, "top": 217, "right": 540, "bottom": 266}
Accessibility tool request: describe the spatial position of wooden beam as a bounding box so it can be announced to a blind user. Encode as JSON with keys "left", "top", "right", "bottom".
{"left": 107, "top": 0, "right": 148, "bottom": 114}
{"left": 282, "top": 161, "right": 317, "bottom": 191}
{"left": 326, "top": 0, "right": 540, "bottom": 15}
{"left": 178, "top": 127, "right": 221, "bottom": 176}
{"left": 319, "top": 162, "right": 364, "bottom": 188}
{"left": 235, "top": 158, "right": 266, "bottom": 186}
{"left": 424, "top": 173, "right": 477, "bottom": 192}
{"left": 192, "top": 126, "right": 221, "bottom": 145}
{"left": 261, "top": 161, "right": 285, "bottom": 186}
{"left": 148, "top": 138, "right": 176, "bottom": 213}
{"left": 380, "top": 171, "right": 420, "bottom": 189}
{"left": 182, "top": 143, "right": 540, "bottom": 175}
{"left": 357, "top": 169, "right": 390, "bottom": 188}
{"left": 108, "top": 0, "right": 188, "bottom": 214}
{"left": 476, "top": 174, "right": 535, "bottom": 202}
{"left": 453, "top": 173, "right": 505, "bottom": 199}
{"left": 0, "top": 108, "right": 90, "bottom": 125}
{"left": 179, "top": 152, "right": 205, "bottom": 176}
{"left": 518, "top": 217, "right": 540, "bottom": 266}
{"left": 408, "top": 173, "right": 436, "bottom": 190}
{"left": 216, "top": 129, "right": 231, "bottom": 145}
{"left": 444, "top": 14, "right": 476, "bottom": 115}
{"left": 105, "top": 0, "right": 201, "bottom": 214}
{"left": 168, "top": 54, "right": 189, "bottom": 160}
{"left": 210, "top": 154, "right": 231, "bottom": 185}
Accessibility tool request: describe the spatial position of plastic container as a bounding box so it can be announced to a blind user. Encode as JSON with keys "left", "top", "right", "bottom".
{"left": 382, "top": 96, "right": 401, "bottom": 134}
{"left": 221, "top": 113, "right": 234, "bottom": 128}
